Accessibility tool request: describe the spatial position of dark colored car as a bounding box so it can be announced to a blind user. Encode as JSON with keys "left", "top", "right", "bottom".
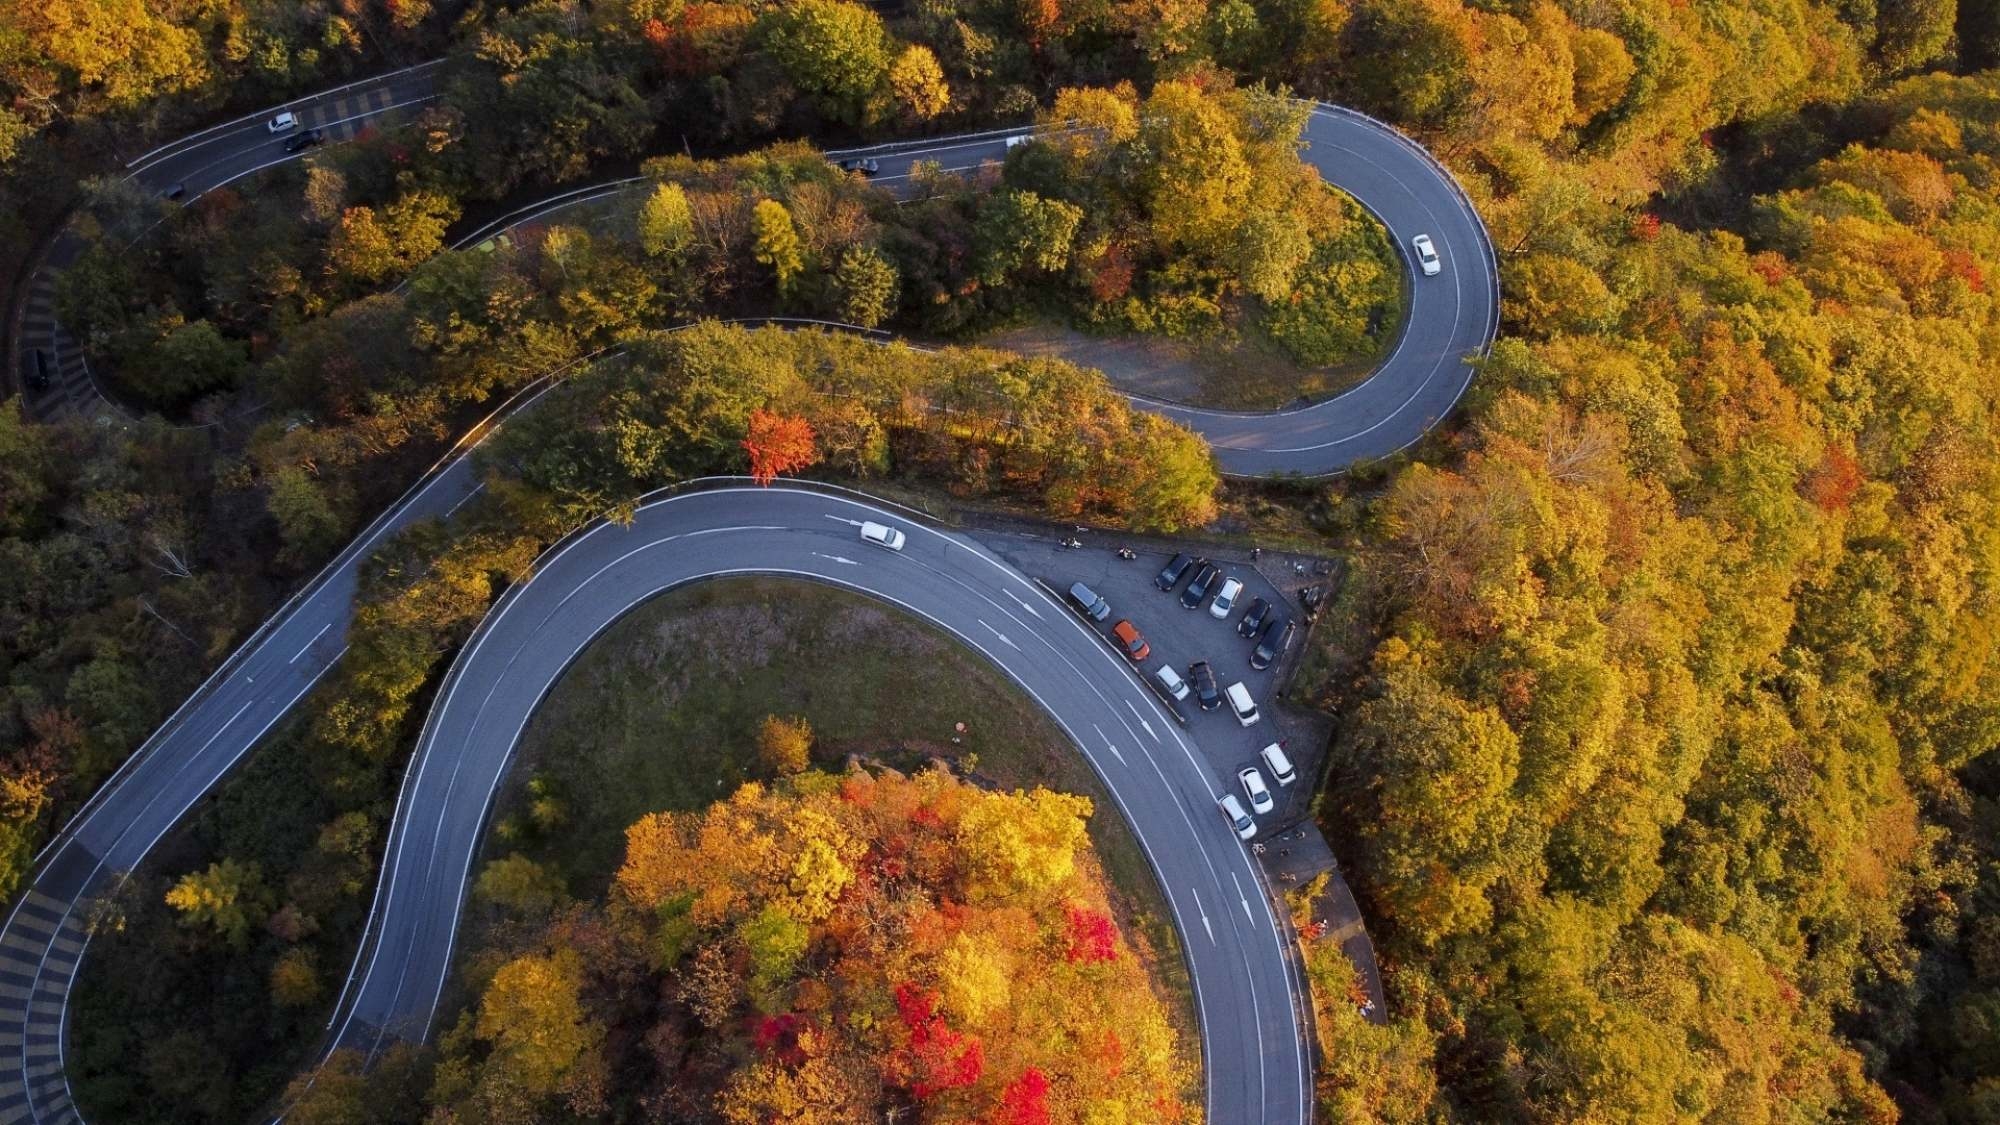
{"left": 1250, "top": 617, "right": 1298, "bottom": 671}
{"left": 839, "top": 157, "right": 881, "bottom": 175}
{"left": 1188, "top": 661, "right": 1220, "bottom": 711}
{"left": 1180, "top": 564, "right": 1220, "bottom": 609}
{"left": 23, "top": 349, "right": 51, "bottom": 391}
{"left": 1237, "top": 597, "right": 1272, "bottom": 638}
{"left": 1155, "top": 552, "right": 1195, "bottom": 592}
{"left": 283, "top": 128, "right": 325, "bottom": 153}
{"left": 161, "top": 182, "right": 186, "bottom": 201}
{"left": 1111, "top": 620, "right": 1150, "bottom": 663}
{"left": 1067, "top": 581, "right": 1111, "bottom": 622}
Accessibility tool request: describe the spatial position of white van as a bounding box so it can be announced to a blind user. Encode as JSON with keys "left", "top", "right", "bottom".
{"left": 1225, "top": 681, "right": 1260, "bottom": 727}
{"left": 1155, "top": 664, "right": 1190, "bottom": 701}
{"left": 1260, "top": 743, "right": 1296, "bottom": 786}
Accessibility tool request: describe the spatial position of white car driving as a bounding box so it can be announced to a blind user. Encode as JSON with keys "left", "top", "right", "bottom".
{"left": 1411, "top": 233, "right": 1442, "bottom": 276}
{"left": 859, "top": 521, "right": 905, "bottom": 551}
{"left": 267, "top": 111, "right": 299, "bottom": 133}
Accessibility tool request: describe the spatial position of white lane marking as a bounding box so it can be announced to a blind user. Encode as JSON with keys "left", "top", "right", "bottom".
{"left": 1002, "top": 588, "right": 1042, "bottom": 619}
{"left": 1192, "top": 888, "right": 1215, "bottom": 943}
{"left": 1124, "top": 699, "right": 1158, "bottom": 742}
{"left": 1091, "top": 724, "right": 1124, "bottom": 766}
{"left": 444, "top": 482, "right": 485, "bottom": 518}
{"left": 811, "top": 552, "right": 859, "bottom": 566}
{"left": 822, "top": 513, "right": 863, "bottom": 527}
{"left": 978, "top": 619, "right": 1019, "bottom": 651}
{"left": 288, "top": 622, "right": 332, "bottom": 665}
{"left": 1232, "top": 871, "right": 1255, "bottom": 923}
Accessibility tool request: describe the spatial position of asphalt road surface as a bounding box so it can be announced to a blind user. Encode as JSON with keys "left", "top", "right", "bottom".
{"left": 327, "top": 485, "right": 1311, "bottom": 1124}
{"left": 0, "top": 95, "right": 1499, "bottom": 1125}
{"left": 10, "top": 61, "right": 444, "bottom": 421}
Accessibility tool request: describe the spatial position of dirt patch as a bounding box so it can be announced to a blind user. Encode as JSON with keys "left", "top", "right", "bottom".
{"left": 982, "top": 320, "right": 1388, "bottom": 410}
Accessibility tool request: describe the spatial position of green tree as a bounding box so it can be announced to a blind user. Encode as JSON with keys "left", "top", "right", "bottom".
{"left": 165, "top": 859, "right": 267, "bottom": 948}
{"left": 266, "top": 466, "right": 347, "bottom": 569}
{"left": 973, "top": 190, "right": 1083, "bottom": 286}
{"left": 1227, "top": 210, "right": 1315, "bottom": 303}
{"left": 751, "top": 199, "right": 807, "bottom": 294}
{"left": 739, "top": 903, "right": 810, "bottom": 996}
{"left": 270, "top": 948, "right": 321, "bottom": 1009}
{"left": 475, "top": 853, "right": 569, "bottom": 918}
{"left": 757, "top": 0, "right": 891, "bottom": 120}
{"left": 139, "top": 319, "right": 249, "bottom": 400}
{"left": 637, "top": 181, "right": 696, "bottom": 259}
{"left": 833, "top": 245, "right": 898, "bottom": 328}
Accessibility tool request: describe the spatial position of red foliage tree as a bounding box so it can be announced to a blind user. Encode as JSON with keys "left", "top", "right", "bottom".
{"left": 1801, "top": 444, "right": 1865, "bottom": 512}
{"left": 742, "top": 409, "right": 820, "bottom": 486}
{"left": 893, "top": 982, "right": 986, "bottom": 1098}
{"left": 997, "top": 1067, "right": 1051, "bottom": 1125}
{"left": 1063, "top": 904, "right": 1119, "bottom": 964}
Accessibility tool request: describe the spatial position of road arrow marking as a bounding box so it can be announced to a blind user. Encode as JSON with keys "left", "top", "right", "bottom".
{"left": 1231, "top": 872, "right": 1254, "bottom": 922}
{"left": 822, "top": 514, "right": 864, "bottom": 527}
{"left": 1092, "top": 724, "right": 1124, "bottom": 765}
{"left": 1123, "top": 700, "right": 1158, "bottom": 741}
{"left": 1191, "top": 888, "right": 1215, "bottom": 943}
{"left": 811, "top": 552, "right": 860, "bottom": 566}
{"left": 980, "top": 620, "right": 1019, "bottom": 651}
{"left": 1003, "top": 588, "right": 1043, "bottom": 619}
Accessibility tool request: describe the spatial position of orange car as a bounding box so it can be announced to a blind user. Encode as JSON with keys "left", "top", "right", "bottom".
{"left": 1111, "top": 620, "right": 1150, "bottom": 662}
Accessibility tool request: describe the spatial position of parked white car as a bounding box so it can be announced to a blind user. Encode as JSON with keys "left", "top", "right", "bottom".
{"left": 1239, "top": 766, "right": 1273, "bottom": 814}
{"left": 1218, "top": 793, "right": 1257, "bottom": 840}
{"left": 1155, "top": 664, "right": 1190, "bottom": 701}
{"left": 1208, "top": 577, "right": 1243, "bottom": 620}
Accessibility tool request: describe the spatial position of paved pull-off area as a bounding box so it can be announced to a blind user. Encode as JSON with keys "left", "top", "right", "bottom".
{"left": 0, "top": 76, "right": 1497, "bottom": 1125}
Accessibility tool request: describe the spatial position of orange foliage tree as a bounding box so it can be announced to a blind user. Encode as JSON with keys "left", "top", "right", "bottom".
{"left": 742, "top": 408, "right": 820, "bottom": 485}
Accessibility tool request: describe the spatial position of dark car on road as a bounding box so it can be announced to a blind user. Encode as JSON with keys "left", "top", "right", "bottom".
{"left": 838, "top": 157, "right": 880, "bottom": 175}
{"left": 1066, "top": 581, "right": 1111, "bottom": 622}
{"left": 23, "top": 349, "right": 51, "bottom": 392}
{"left": 1251, "top": 617, "right": 1298, "bottom": 671}
{"left": 1236, "top": 597, "right": 1272, "bottom": 638}
{"left": 283, "top": 128, "right": 325, "bottom": 153}
{"left": 1180, "top": 564, "right": 1220, "bottom": 609}
{"left": 1188, "top": 660, "right": 1220, "bottom": 710}
{"left": 1111, "top": 620, "right": 1151, "bottom": 662}
{"left": 1155, "top": 552, "right": 1196, "bottom": 592}
{"left": 161, "top": 182, "right": 186, "bottom": 201}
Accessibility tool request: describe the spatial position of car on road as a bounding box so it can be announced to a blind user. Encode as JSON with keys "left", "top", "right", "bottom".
{"left": 1218, "top": 793, "right": 1257, "bottom": 840}
{"left": 1237, "top": 597, "right": 1272, "bottom": 638}
{"left": 1067, "top": 581, "right": 1111, "bottom": 621}
{"left": 838, "top": 157, "right": 880, "bottom": 175}
{"left": 1181, "top": 564, "right": 1220, "bottom": 609}
{"left": 1006, "top": 134, "right": 1031, "bottom": 149}
{"left": 1225, "top": 681, "right": 1261, "bottom": 727}
{"left": 1260, "top": 743, "right": 1297, "bottom": 786}
{"left": 859, "top": 521, "right": 905, "bottom": 551}
{"left": 1156, "top": 552, "right": 1197, "bottom": 592}
{"left": 1412, "top": 233, "right": 1442, "bottom": 276}
{"left": 161, "top": 182, "right": 186, "bottom": 201}
{"left": 267, "top": 111, "right": 299, "bottom": 133}
{"left": 1111, "top": 620, "right": 1150, "bottom": 662}
{"left": 1188, "top": 660, "right": 1220, "bottom": 710}
{"left": 283, "top": 128, "right": 325, "bottom": 153}
{"left": 1239, "top": 766, "right": 1273, "bottom": 814}
{"left": 1250, "top": 617, "right": 1296, "bottom": 671}
{"left": 1208, "top": 576, "right": 1243, "bottom": 619}
{"left": 1155, "top": 664, "right": 1190, "bottom": 700}
{"left": 23, "top": 349, "right": 50, "bottom": 392}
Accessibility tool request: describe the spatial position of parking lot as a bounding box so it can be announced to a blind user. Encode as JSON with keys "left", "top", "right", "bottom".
{"left": 974, "top": 527, "right": 1331, "bottom": 831}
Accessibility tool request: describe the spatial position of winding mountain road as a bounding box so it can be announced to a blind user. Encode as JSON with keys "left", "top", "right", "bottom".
{"left": 0, "top": 92, "right": 1498, "bottom": 1125}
